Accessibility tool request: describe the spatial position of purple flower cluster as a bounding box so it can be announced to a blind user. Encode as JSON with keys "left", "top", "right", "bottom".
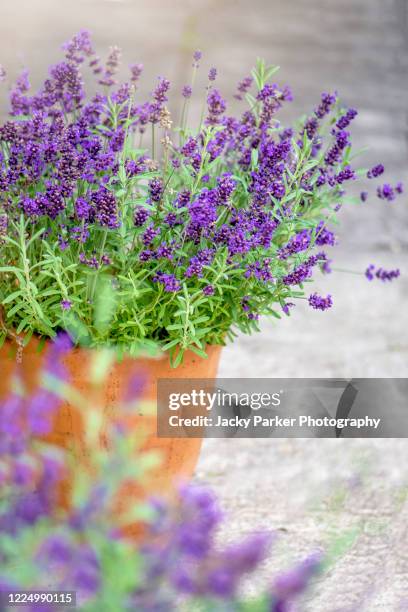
{"left": 336, "top": 108, "right": 358, "bottom": 129}
{"left": 133, "top": 485, "right": 273, "bottom": 605}
{"left": 308, "top": 293, "right": 333, "bottom": 310}
{"left": 367, "top": 164, "right": 384, "bottom": 179}
{"left": 130, "top": 63, "right": 143, "bottom": 84}
{"left": 278, "top": 224, "right": 335, "bottom": 261}
{"left": 182, "top": 85, "right": 192, "bottom": 99}
{"left": 153, "top": 272, "right": 181, "bottom": 292}
{"left": 0, "top": 334, "right": 72, "bottom": 532}
{"left": 206, "top": 89, "right": 227, "bottom": 125}
{"left": 134, "top": 206, "right": 150, "bottom": 227}
{"left": 234, "top": 76, "right": 253, "bottom": 100}
{"left": 149, "top": 77, "right": 170, "bottom": 124}
{"left": 185, "top": 248, "right": 215, "bottom": 277}
{"left": 315, "top": 92, "right": 337, "bottom": 119}
{"left": 377, "top": 182, "right": 403, "bottom": 202}
{"left": 282, "top": 301, "right": 295, "bottom": 315}
{"left": 271, "top": 552, "right": 322, "bottom": 611}
{"left": 365, "top": 264, "right": 400, "bottom": 282}
{"left": 0, "top": 213, "right": 7, "bottom": 243}
{"left": 325, "top": 129, "right": 351, "bottom": 166}
{"left": 193, "top": 50, "right": 202, "bottom": 68}
{"left": 245, "top": 259, "right": 273, "bottom": 282}
{"left": 148, "top": 177, "right": 164, "bottom": 202}
{"left": 282, "top": 253, "right": 327, "bottom": 286}
{"left": 92, "top": 187, "right": 119, "bottom": 228}
{"left": 0, "top": 32, "right": 403, "bottom": 345}
{"left": 208, "top": 67, "right": 217, "bottom": 82}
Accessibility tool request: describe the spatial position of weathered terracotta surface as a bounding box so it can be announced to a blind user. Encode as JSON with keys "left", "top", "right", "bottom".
{"left": 0, "top": 339, "right": 222, "bottom": 534}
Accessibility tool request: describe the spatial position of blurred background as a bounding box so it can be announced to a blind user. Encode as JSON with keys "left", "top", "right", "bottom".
{"left": 1, "top": 1, "right": 407, "bottom": 609}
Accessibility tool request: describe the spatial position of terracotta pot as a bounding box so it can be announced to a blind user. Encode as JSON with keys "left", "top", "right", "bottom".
{"left": 0, "top": 338, "right": 222, "bottom": 534}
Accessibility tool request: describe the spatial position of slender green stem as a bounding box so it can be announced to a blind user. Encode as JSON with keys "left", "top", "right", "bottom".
{"left": 89, "top": 229, "right": 109, "bottom": 303}
{"left": 331, "top": 267, "right": 364, "bottom": 275}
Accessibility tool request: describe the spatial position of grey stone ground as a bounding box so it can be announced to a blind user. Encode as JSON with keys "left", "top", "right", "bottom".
{"left": 1, "top": 1, "right": 407, "bottom": 609}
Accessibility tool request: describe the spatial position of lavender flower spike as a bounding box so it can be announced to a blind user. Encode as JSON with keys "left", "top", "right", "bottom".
{"left": 308, "top": 293, "right": 333, "bottom": 311}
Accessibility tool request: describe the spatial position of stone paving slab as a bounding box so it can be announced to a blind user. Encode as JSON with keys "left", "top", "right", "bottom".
{"left": 197, "top": 438, "right": 408, "bottom": 610}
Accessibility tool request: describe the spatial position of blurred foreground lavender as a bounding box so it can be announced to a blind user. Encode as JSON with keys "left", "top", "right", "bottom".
{"left": 0, "top": 335, "right": 323, "bottom": 611}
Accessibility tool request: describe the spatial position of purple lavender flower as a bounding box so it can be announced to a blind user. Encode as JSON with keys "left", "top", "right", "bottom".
{"left": 202, "top": 532, "right": 272, "bottom": 597}
{"left": 134, "top": 206, "right": 150, "bottom": 227}
{"left": 278, "top": 230, "right": 311, "bottom": 260}
{"left": 315, "top": 92, "right": 337, "bottom": 119}
{"left": 365, "top": 264, "right": 400, "bottom": 282}
{"left": 157, "top": 242, "right": 174, "bottom": 260}
{"left": 315, "top": 223, "right": 336, "bottom": 246}
{"left": 244, "top": 259, "right": 273, "bottom": 282}
{"left": 13, "top": 460, "right": 35, "bottom": 486}
{"left": 234, "top": 76, "right": 253, "bottom": 100}
{"left": 208, "top": 67, "right": 217, "bottom": 82}
{"left": 367, "top": 163, "right": 384, "bottom": 179}
{"left": 79, "top": 253, "right": 99, "bottom": 269}
{"left": 189, "top": 189, "right": 218, "bottom": 228}
{"left": 91, "top": 187, "right": 119, "bottom": 228}
{"left": 38, "top": 535, "right": 73, "bottom": 565}
{"left": 282, "top": 254, "right": 320, "bottom": 286}
{"left": 182, "top": 85, "right": 192, "bottom": 99}
{"left": 130, "top": 63, "right": 143, "bottom": 83}
{"left": 61, "top": 300, "right": 72, "bottom": 310}
{"left": 75, "top": 197, "right": 92, "bottom": 220}
{"left": 125, "top": 157, "right": 147, "bottom": 177}
{"left": 336, "top": 108, "right": 357, "bottom": 129}
{"left": 217, "top": 173, "right": 236, "bottom": 203}
{"left": 321, "top": 258, "right": 332, "bottom": 274}
{"left": 71, "top": 546, "right": 101, "bottom": 595}
{"left": 336, "top": 166, "right": 356, "bottom": 184}
{"left": 153, "top": 272, "right": 181, "bottom": 292}
{"left": 148, "top": 177, "right": 164, "bottom": 202}
{"left": 325, "top": 130, "right": 350, "bottom": 166}
{"left": 303, "top": 117, "right": 319, "bottom": 140}
{"left": 271, "top": 552, "right": 322, "bottom": 610}
{"left": 192, "top": 50, "right": 202, "bottom": 68}
{"left": 282, "top": 302, "right": 295, "bottom": 315}
{"left": 163, "top": 212, "right": 179, "bottom": 227}
{"left": 308, "top": 293, "right": 333, "bottom": 310}
{"left": 256, "top": 83, "right": 292, "bottom": 126}
{"left": 185, "top": 259, "right": 204, "bottom": 278}
{"left": 71, "top": 226, "right": 90, "bottom": 244}
{"left": 98, "top": 45, "right": 122, "bottom": 87}
{"left": 203, "top": 285, "right": 215, "bottom": 296}
{"left": 206, "top": 89, "right": 226, "bottom": 125}
{"left": 142, "top": 224, "right": 161, "bottom": 246}
{"left": 62, "top": 30, "right": 94, "bottom": 65}
{"left": 150, "top": 77, "right": 170, "bottom": 123}
{"left": 27, "top": 390, "right": 60, "bottom": 435}
{"left": 181, "top": 137, "right": 198, "bottom": 158}
{"left": 185, "top": 248, "right": 215, "bottom": 277}
{"left": 377, "top": 183, "right": 395, "bottom": 201}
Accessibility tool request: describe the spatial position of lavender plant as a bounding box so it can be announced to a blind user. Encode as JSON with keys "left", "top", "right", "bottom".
{"left": 0, "top": 32, "right": 402, "bottom": 364}
{"left": 0, "top": 336, "right": 323, "bottom": 611}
